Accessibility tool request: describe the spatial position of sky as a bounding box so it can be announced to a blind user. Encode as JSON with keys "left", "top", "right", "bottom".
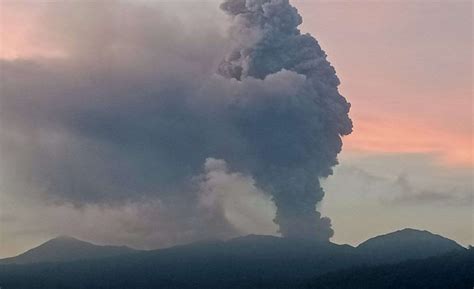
{"left": 0, "top": 0, "right": 472, "bottom": 258}
{"left": 293, "top": 0, "right": 473, "bottom": 246}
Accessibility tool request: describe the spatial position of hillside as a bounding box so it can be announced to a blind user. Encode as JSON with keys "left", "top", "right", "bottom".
{"left": 0, "top": 236, "right": 136, "bottom": 264}
{"left": 307, "top": 249, "right": 474, "bottom": 289}
{"left": 0, "top": 229, "right": 468, "bottom": 289}
{"left": 357, "top": 228, "right": 465, "bottom": 263}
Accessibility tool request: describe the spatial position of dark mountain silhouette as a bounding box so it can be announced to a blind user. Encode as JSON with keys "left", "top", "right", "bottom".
{"left": 357, "top": 228, "right": 465, "bottom": 263}
{"left": 0, "top": 236, "right": 136, "bottom": 264}
{"left": 0, "top": 229, "right": 469, "bottom": 289}
{"left": 0, "top": 235, "right": 363, "bottom": 289}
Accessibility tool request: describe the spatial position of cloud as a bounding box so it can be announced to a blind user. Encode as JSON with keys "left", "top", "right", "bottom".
{"left": 0, "top": 1, "right": 235, "bottom": 251}
{"left": 387, "top": 175, "right": 472, "bottom": 207}
{"left": 1, "top": 0, "right": 352, "bottom": 246}
{"left": 323, "top": 164, "right": 472, "bottom": 207}
{"left": 198, "top": 158, "right": 278, "bottom": 236}
{"left": 0, "top": 158, "right": 277, "bottom": 252}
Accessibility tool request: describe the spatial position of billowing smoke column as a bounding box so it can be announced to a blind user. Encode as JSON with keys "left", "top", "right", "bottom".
{"left": 218, "top": 0, "right": 352, "bottom": 240}
{"left": 0, "top": 0, "right": 352, "bottom": 244}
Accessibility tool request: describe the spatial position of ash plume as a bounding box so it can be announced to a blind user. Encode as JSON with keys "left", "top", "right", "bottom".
{"left": 217, "top": 0, "right": 352, "bottom": 240}
{"left": 0, "top": 0, "right": 351, "bottom": 244}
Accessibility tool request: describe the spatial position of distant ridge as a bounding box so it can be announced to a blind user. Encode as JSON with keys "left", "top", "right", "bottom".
{"left": 358, "top": 228, "right": 465, "bottom": 263}
{"left": 0, "top": 236, "right": 136, "bottom": 264}
{"left": 1, "top": 228, "right": 465, "bottom": 265}
{"left": 0, "top": 228, "right": 470, "bottom": 288}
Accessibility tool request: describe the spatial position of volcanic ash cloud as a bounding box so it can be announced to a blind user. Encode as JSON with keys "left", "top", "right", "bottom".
{"left": 0, "top": 0, "right": 352, "bottom": 243}
{"left": 215, "top": 0, "right": 353, "bottom": 240}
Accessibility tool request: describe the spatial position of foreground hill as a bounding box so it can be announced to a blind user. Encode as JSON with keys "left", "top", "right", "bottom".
{"left": 0, "top": 236, "right": 136, "bottom": 264}
{"left": 0, "top": 235, "right": 365, "bottom": 288}
{"left": 307, "top": 249, "right": 473, "bottom": 289}
{"left": 357, "top": 228, "right": 464, "bottom": 263}
{"left": 0, "top": 229, "right": 469, "bottom": 289}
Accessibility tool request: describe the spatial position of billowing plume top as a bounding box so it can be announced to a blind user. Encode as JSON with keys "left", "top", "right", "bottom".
{"left": 219, "top": 0, "right": 342, "bottom": 89}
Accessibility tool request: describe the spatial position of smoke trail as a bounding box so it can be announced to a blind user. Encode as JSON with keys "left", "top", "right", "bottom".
{"left": 218, "top": 0, "right": 352, "bottom": 240}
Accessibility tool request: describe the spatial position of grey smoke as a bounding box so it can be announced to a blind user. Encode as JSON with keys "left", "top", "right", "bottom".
{"left": 0, "top": 0, "right": 351, "bottom": 242}
{"left": 216, "top": 0, "right": 352, "bottom": 239}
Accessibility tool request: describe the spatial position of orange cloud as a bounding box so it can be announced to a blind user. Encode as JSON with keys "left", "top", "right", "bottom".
{"left": 0, "top": 3, "right": 66, "bottom": 60}
{"left": 345, "top": 116, "right": 473, "bottom": 167}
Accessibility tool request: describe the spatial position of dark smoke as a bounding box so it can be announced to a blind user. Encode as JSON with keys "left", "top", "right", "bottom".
{"left": 0, "top": 0, "right": 351, "bottom": 243}
{"left": 217, "top": 0, "right": 352, "bottom": 240}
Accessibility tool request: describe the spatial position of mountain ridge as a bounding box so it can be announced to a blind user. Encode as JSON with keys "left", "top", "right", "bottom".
{"left": 0, "top": 228, "right": 469, "bottom": 289}
{"left": 0, "top": 235, "right": 136, "bottom": 265}
{"left": 0, "top": 227, "right": 465, "bottom": 266}
{"left": 357, "top": 228, "right": 465, "bottom": 263}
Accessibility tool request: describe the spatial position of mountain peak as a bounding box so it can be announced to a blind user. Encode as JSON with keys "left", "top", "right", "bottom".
{"left": 0, "top": 236, "right": 136, "bottom": 265}
{"left": 388, "top": 228, "right": 432, "bottom": 235}
{"left": 228, "top": 234, "right": 281, "bottom": 243}
{"left": 360, "top": 228, "right": 463, "bottom": 246}
{"left": 358, "top": 228, "right": 464, "bottom": 263}
{"left": 46, "top": 235, "right": 86, "bottom": 245}
{"left": 53, "top": 235, "right": 78, "bottom": 241}
{"left": 397, "top": 228, "right": 428, "bottom": 233}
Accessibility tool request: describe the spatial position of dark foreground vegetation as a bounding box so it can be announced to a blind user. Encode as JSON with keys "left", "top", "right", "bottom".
{"left": 305, "top": 249, "right": 474, "bottom": 289}
{"left": 0, "top": 249, "right": 472, "bottom": 289}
